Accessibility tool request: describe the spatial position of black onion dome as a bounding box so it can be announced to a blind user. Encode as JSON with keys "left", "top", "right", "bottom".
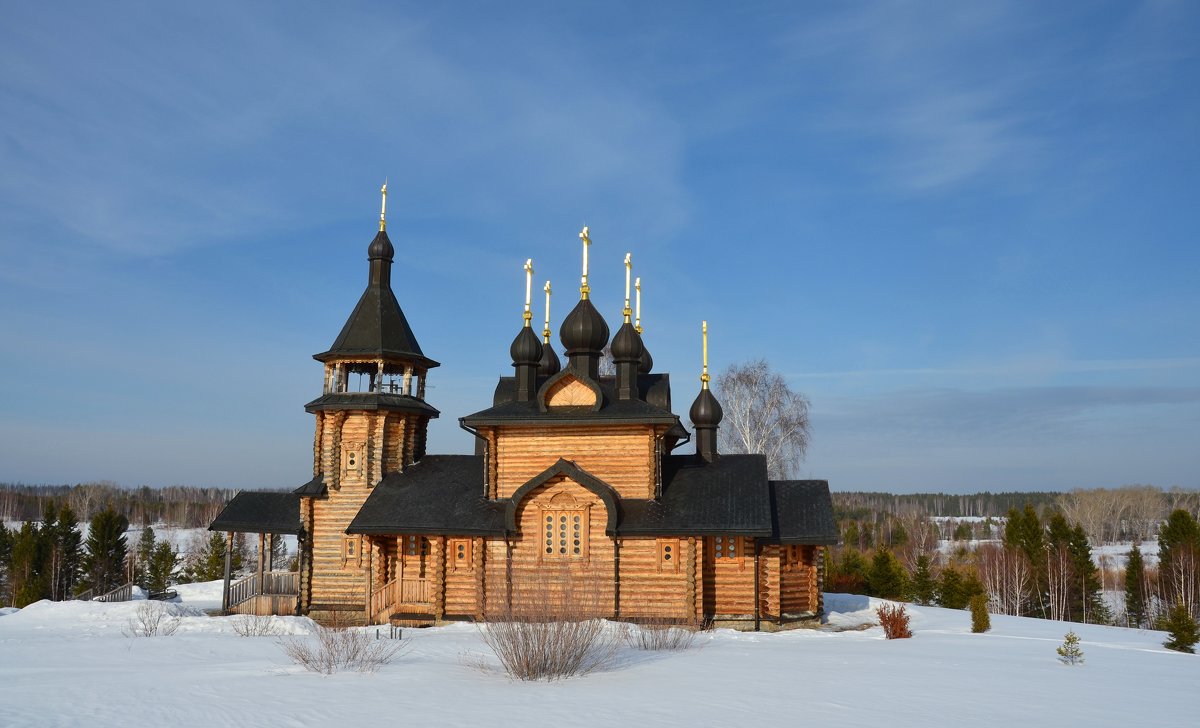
{"left": 610, "top": 321, "right": 644, "bottom": 363}
{"left": 510, "top": 325, "right": 543, "bottom": 365}
{"left": 559, "top": 298, "right": 610, "bottom": 356}
{"left": 538, "top": 340, "right": 561, "bottom": 376}
{"left": 689, "top": 387, "right": 724, "bottom": 428}
{"left": 638, "top": 342, "right": 654, "bottom": 374}
{"left": 367, "top": 230, "right": 395, "bottom": 261}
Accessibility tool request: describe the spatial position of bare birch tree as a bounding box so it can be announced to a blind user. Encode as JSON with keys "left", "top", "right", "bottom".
{"left": 714, "top": 360, "right": 810, "bottom": 480}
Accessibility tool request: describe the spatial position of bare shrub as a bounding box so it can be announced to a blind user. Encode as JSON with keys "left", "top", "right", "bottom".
{"left": 232, "top": 613, "right": 284, "bottom": 637}
{"left": 626, "top": 618, "right": 700, "bottom": 651}
{"left": 479, "top": 564, "right": 621, "bottom": 681}
{"left": 876, "top": 603, "right": 912, "bottom": 639}
{"left": 280, "top": 624, "right": 407, "bottom": 674}
{"left": 125, "top": 601, "right": 184, "bottom": 637}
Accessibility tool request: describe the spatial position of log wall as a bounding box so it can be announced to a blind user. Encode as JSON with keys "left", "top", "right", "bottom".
{"left": 493, "top": 425, "right": 659, "bottom": 499}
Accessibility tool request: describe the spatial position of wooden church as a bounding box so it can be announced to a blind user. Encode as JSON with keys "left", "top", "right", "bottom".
{"left": 210, "top": 187, "right": 836, "bottom": 630}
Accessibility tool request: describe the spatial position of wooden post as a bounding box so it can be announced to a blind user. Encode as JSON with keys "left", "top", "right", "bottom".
{"left": 613, "top": 537, "right": 621, "bottom": 619}
{"left": 432, "top": 536, "right": 446, "bottom": 622}
{"left": 364, "top": 537, "right": 374, "bottom": 625}
{"left": 257, "top": 533, "right": 266, "bottom": 597}
{"left": 222, "top": 531, "right": 233, "bottom": 613}
{"left": 686, "top": 537, "right": 697, "bottom": 623}
{"left": 753, "top": 539, "right": 761, "bottom": 632}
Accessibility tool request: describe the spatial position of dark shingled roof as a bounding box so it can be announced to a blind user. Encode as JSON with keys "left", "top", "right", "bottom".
{"left": 463, "top": 374, "right": 676, "bottom": 426}
{"left": 346, "top": 456, "right": 504, "bottom": 536}
{"left": 293, "top": 474, "right": 327, "bottom": 497}
{"left": 313, "top": 281, "right": 439, "bottom": 368}
{"left": 619, "top": 454, "right": 773, "bottom": 536}
{"left": 209, "top": 491, "right": 300, "bottom": 534}
{"left": 768, "top": 480, "right": 839, "bottom": 544}
{"left": 304, "top": 392, "right": 440, "bottom": 416}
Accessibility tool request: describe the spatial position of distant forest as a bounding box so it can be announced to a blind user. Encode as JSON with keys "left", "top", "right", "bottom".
{"left": 0, "top": 482, "right": 249, "bottom": 528}
{"left": 832, "top": 491, "right": 1062, "bottom": 521}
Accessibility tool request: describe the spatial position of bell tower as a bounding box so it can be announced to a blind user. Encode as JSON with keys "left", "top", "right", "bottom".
{"left": 296, "top": 183, "right": 439, "bottom": 616}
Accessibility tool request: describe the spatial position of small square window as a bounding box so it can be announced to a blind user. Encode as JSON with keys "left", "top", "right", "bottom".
{"left": 343, "top": 536, "right": 361, "bottom": 566}
{"left": 657, "top": 539, "right": 680, "bottom": 572}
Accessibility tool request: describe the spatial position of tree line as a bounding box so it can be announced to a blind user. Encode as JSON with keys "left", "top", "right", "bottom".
{"left": 0, "top": 481, "right": 246, "bottom": 527}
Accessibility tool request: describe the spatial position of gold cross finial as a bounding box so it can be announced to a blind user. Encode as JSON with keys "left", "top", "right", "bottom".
{"left": 701, "top": 320, "right": 710, "bottom": 389}
{"left": 543, "top": 280, "right": 553, "bottom": 343}
{"left": 379, "top": 180, "right": 388, "bottom": 232}
{"left": 523, "top": 259, "right": 534, "bottom": 326}
{"left": 579, "top": 226, "right": 591, "bottom": 299}
{"left": 623, "top": 253, "right": 633, "bottom": 323}
{"left": 635, "top": 277, "right": 643, "bottom": 334}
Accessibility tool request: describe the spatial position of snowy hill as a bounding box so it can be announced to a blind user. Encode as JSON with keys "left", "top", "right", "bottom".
{"left": 0, "top": 589, "right": 1194, "bottom": 727}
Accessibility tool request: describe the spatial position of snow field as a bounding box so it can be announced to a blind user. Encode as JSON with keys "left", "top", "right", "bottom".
{"left": 1, "top": 588, "right": 1196, "bottom": 727}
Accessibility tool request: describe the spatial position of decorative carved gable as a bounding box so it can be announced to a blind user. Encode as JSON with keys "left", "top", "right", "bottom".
{"left": 545, "top": 375, "right": 598, "bottom": 407}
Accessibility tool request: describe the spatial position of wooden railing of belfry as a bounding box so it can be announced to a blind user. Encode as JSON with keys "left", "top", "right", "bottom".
{"left": 227, "top": 571, "right": 299, "bottom": 615}
{"left": 369, "top": 578, "right": 431, "bottom": 624}
{"left": 96, "top": 582, "right": 134, "bottom": 603}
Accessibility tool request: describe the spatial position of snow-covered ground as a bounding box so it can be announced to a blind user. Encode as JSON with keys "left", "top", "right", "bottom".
{"left": 0, "top": 587, "right": 1195, "bottom": 727}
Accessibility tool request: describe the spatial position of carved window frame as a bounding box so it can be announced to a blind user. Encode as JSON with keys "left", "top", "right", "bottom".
{"left": 342, "top": 536, "right": 362, "bottom": 567}
{"left": 657, "top": 538, "right": 680, "bottom": 573}
{"left": 538, "top": 503, "right": 591, "bottom": 563}
{"left": 449, "top": 538, "right": 473, "bottom": 572}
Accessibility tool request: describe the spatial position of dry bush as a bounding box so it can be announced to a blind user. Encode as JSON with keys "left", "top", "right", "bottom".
{"left": 876, "top": 603, "right": 912, "bottom": 639}
{"left": 626, "top": 618, "right": 700, "bottom": 651}
{"left": 125, "top": 602, "right": 186, "bottom": 637}
{"left": 479, "top": 564, "right": 621, "bottom": 681}
{"left": 232, "top": 613, "right": 285, "bottom": 637}
{"left": 280, "top": 624, "right": 407, "bottom": 674}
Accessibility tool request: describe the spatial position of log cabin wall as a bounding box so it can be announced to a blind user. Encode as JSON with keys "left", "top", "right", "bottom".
{"left": 493, "top": 425, "right": 660, "bottom": 500}
{"left": 309, "top": 412, "right": 380, "bottom": 608}
{"left": 485, "top": 479, "right": 616, "bottom": 615}
{"left": 759, "top": 544, "right": 782, "bottom": 620}
{"left": 701, "top": 536, "right": 758, "bottom": 619}
{"left": 613, "top": 537, "right": 691, "bottom": 620}
{"left": 778, "top": 545, "right": 820, "bottom": 616}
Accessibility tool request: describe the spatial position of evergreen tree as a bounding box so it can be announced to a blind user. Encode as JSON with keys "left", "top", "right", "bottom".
{"left": 186, "top": 532, "right": 231, "bottom": 582}
{"left": 9, "top": 522, "right": 49, "bottom": 607}
{"left": 842, "top": 521, "right": 860, "bottom": 549}
{"left": 269, "top": 533, "right": 287, "bottom": 570}
{"left": 0, "top": 523, "right": 11, "bottom": 606}
{"left": 133, "top": 526, "right": 156, "bottom": 589}
{"left": 969, "top": 593, "right": 991, "bottom": 633}
{"left": 1057, "top": 631, "right": 1084, "bottom": 665}
{"left": 866, "top": 549, "right": 908, "bottom": 600}
{"left": 47, "top": 503, "right": 83, "bottom": 600}
{"left": 938, "top": 567, "right": 985, "bottom": 610}
{"left": 82, "top": 508, "right": 128, "bottom": 594}
{"left": 1125, "top": 544, "right": 1147, "bottom": 628}
{"left": 1158, "top": 509, "right": 1200, "bottom": 611}
{"left": 146, "top": 541, "right": 179, "bottom": 593}
{"left": 910, "top": 554, "right": 937, "bottom": 605}
{"left": 831, "top": 548, "right": 868, "bottom": 593}
{"left": 1161, "top": 604, "right": 1199, "bottom": 654}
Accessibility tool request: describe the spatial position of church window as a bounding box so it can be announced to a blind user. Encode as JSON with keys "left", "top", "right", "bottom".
{"left": 712, "top": 535, "right": 741, "bottom": 561}
{"left": 343, "top": 536, "right": 361, "bottom": 567}
{"left": 450, "top": 538, "right": 472, "bottom": 571}
{"left": 541, "top": 509, "right": 588, "bottom": 560}
{"left": 783, "top": 544, "right": 806, "bottom": 572}
{"left": 657, "top": 539, "right": 680, "bottom": 572}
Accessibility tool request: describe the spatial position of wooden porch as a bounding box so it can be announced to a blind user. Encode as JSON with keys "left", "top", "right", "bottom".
{"left": 369, "top": 577, "right": 432, "bottom": 624}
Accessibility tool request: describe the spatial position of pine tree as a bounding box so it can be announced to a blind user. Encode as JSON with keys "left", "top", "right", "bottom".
{"left": 1161, "top": 604, "right": 1199, "bottom": 654}
{"left": 9, "top": 522, "right": 48, "bottom": 607}
{"left": 910, "top": 554, "right": 937, "bottom": 605}
{"left": 1125, "top": 544, "right": 1147, "bottom": 628}
{"left": 82, "top": 508, "right": 128, "bottom": 594}
{"left": 970, "top": 593, "right": 991, "bottom": 633}
{"left": 269, "top": 533, "right": 287, "bottom": 570}
{"left": 47, "top": 503, "right": 83, "bottom": 600}
{"left": 147, "top": 541, "right": 179, "bottom": 593}
{"left": 1158, "top": 510, "right": 1200, "bottom": 612}
{"left": 0, "top": 523, "right": 11, "bottom": 606}
{"left": 187, "top": 532, "right": 231, "bottom": 582}
{"left": 937, "top": 567, "right": 985, "bottom": 610}
{"left": 867, "top": 549, "right": 908, "bottom": 600}
{"left": 1057, "top": 631, "right": 1084, "bottom": 665}
{"left": 133, "top": 527, "right": 156, "bottom": 589}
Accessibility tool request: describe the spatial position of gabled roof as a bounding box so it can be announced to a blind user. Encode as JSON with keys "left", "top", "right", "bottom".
{"left": 505, "top": 459, "right": 620, "bottom": 534}
{"left": 314, "top": 264, "right": 438, "bottom": 367}
{"left": 462, "top": 374, "right": 677, "bottom": 427}
{"left": 209, "top": 491, "right": 300, "bottom": 534}
{"left": 346, "top": 456, "right": 504, "bottom": 536}
{"left": 767, "top": 480, "right": 839, "bottom": 544}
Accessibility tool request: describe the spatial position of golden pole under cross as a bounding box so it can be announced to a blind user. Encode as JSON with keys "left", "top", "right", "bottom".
{"left": 543, "top": 281, "right": 553, "bottom": 344}
{"left": 379, "top": 180, "right": 387, "bottom": 232}
{"left": 523, "top": 259, "right": 533, "bottom": 326}
{"left": 579, "top": 226, "right": 591, "bottom": 300}
{"left": 701, "top": 320, "right": 709, "bottom": 390}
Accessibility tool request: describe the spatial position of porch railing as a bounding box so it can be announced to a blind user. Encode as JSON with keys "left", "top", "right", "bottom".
{"left": 228, "top": 571, "right": 299, "bottom": 611}
{"left": 369, "top": 577, "right": 430, "bottom": 623}
{"left": 96, "top": 582, "right": 134, "bottom": 603}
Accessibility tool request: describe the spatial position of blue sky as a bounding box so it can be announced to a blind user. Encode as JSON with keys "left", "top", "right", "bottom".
{"left": 1, "top": 1, "right": 1197, "bottom": 493}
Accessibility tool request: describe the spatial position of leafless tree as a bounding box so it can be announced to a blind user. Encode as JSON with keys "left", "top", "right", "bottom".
{"left": 714, "top": 359, "right": 811, "bottom": 480}
{"left": 978, "top": 544, "right": 1033, "bottom": 617}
